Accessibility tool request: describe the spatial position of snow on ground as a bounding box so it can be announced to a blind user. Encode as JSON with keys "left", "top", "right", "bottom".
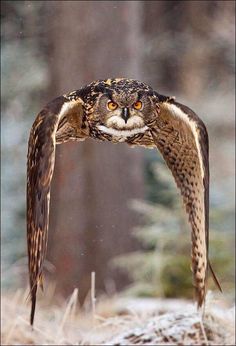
{"left": 1, "top": 290, "right": 235, "bottom": 345}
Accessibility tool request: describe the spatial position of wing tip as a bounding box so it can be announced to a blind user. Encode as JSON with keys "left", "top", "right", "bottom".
{"left": 30, "top": 299, "right": 36, "bottom": 326}
{"left": 209, "top": 261, "right": 223, "bottom": 293}
{"left": 30, "top": 286, "right": 37, "bottom": 326}
{"left": 196, "top": 288, "right": 206, "bottom": 309}
{"left": 195, "top": 262, "right": 222, "bottom": 311}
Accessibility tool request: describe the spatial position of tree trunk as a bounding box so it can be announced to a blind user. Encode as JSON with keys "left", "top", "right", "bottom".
{"left": 44, "top": 1, "right": 145, "bottom": 302}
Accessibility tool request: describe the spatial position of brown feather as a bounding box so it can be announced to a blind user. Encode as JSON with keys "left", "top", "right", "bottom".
{"left": 27, "top": 96, "right": 87, "bottom": 325}
{"left": 27, "top": 78, "right": 221, "bottom": 325}
{"left": 149, "top": 99, "right": 210, "bottom": 307}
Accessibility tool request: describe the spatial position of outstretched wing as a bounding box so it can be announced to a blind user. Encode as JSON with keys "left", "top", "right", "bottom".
{"left": 149, "top": 97, "right": 215, "bottom": 307}
{"left": 27, "top": 95, "right": 87, "bottom": 325}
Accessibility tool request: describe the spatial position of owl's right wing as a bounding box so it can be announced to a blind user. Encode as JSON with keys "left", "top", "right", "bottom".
{"left": 27, "top": 95, "right": 88, "bottom": 325}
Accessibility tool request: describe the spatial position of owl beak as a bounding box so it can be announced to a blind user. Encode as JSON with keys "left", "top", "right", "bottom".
{"left": 122, "top": 107, "right": 130, "bottom": 123}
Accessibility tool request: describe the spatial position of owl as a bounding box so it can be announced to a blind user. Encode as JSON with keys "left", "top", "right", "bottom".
{"left": 27, "top": 78, "right": 221, "bottom": 325}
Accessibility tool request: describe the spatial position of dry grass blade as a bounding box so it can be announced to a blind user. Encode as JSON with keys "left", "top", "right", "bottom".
{"left": 91, "top": 272, "right": 96, "bottom": 319}
{"left": 1, "top": 290, "right": 234, "bottom": 346}
{"left": 59, "top": 288, "right": 79, "bottom": 332}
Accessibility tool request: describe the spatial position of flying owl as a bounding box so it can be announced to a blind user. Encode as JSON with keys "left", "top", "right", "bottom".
{"left": 27, "top": 78, "right": 221, "bottom": 325}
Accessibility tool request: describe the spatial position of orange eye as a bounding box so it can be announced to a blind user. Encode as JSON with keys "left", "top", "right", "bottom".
{"left": 133, "top": 101, "right": 142, "bottom": 110}
{"left": 107, "top": 101, "right": 118, "bottom": 111}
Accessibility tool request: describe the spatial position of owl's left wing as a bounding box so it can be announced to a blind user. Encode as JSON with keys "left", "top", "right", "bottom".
{"left": 145, "top": 97, "right": 221, "bottom": 307}
{"left": 27, "top": 95, "right": 88, "bottom": 325}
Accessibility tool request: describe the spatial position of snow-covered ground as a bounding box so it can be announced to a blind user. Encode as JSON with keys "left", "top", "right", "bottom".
{"left": 1, "top": 290, "right": 235, "bottom": 345}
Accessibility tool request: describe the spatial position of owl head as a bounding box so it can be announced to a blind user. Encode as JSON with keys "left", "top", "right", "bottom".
{"left": 87, "top": 78, "right": 158, "bottom": 138}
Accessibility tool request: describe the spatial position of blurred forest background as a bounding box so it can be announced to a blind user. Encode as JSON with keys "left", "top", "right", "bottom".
{"left": 1, "top": 0, "right": 235, "bottom": 307}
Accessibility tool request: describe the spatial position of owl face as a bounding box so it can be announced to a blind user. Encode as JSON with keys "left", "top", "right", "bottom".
{"left": 92, "top": 85, "right": 156, "bottom": 139}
